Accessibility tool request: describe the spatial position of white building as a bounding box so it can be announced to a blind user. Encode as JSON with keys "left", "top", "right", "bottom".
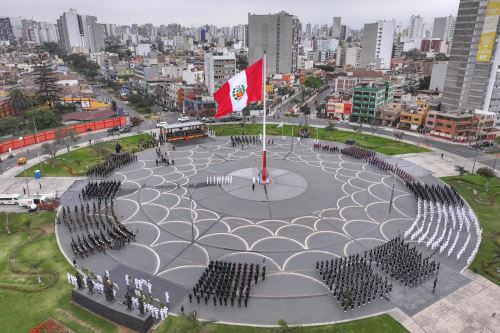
{"left": 136, "top": 43, "right": 152, "bottom": 57}
{"left": 316, "top": 38, "right": 339, "bottom": 52}
{"left": 408, "top": 15, "right": 424, "bottom": 42}
{"left": 182, "top": 64, "right": 204, "bottom": 85}
{"left": 429, "top": 61, "right": 448, "bottom": 92}
{"left": 204, "top": 51, "right": 236, "bottom": 95}
{"left": 57, "top": 9, "right": 104, "bottom": 53}
{"left": 345, "top": 46, "right": 360, "bottom": 68}
{"left": 360, "top": 20, "right": 395, "bottom": 69}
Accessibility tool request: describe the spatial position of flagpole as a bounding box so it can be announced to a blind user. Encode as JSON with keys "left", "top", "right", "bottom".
{"left": 262, "top": 53, "right": 268, "bottom": 183}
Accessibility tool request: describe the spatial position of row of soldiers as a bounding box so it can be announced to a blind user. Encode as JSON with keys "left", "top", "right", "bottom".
{"left": 230, "top": 135, "right": 272, "bottom": 147}
{"left": 340, "top": 146, "right": 375, "bottom": 160}
{"left": 407, "top": 182, "right": 463, "bottom": 207}
{"left": 313, "top": 141, "right": 340, "bottom": 153}
{"left": 316, "top": 254, "right": 392, "bottom": 312}
{"left": 368, "top": 236, "right": 440, "bottom": 287}
{"left": 80, "top": 180, "right": 121, "bottom": 201}
{"left": 87, "top": 153, "right": 137, "bottom": 178}
{"left": 367, "top": 156, "right": 416, "bottom": 184}
{"left": 191, "top": 260, "right": 266, "bottom": 308}
{"left": 59, "top": 201, "right": 135, "bottom": 257}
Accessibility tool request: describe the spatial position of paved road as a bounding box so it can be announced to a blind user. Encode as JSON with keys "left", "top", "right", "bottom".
{"left": 1, "top": 84, "right": 497, "bottom": 174}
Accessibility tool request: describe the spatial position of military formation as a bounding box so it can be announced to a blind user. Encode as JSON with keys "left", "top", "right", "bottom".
{"left": 340, "top": 146, "right": 376, "bottom": 160}
{"left": 80, "top": 180, "right": 121, "bottom": 201}
{"left": 407, "top": 182, "right": 463, "bottom": 207}
{"left": 87, "top": 152, "right": 137, "bottom": 178}
{"left": 58, "top": 200, "right": 135, "bottom": 257}
{"left": 316, "top": 254, "right": 392, "bottom": 312}
{"left": 190, "top": 260, "right": 266, "bottom": 308}
{"left": 368, "top": 236, "right": 440, "bottom": 287}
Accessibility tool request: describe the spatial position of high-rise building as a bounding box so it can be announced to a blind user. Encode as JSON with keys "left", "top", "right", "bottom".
{"left": 232, "top": 24, "right": 247, "bottom": 46}
{"left": 340, "top": 25, "right": 347, "bottom": 41}
{"left": 305, "top": 23, "right": 312, "bottom": 36}
{"left": 408, "top": 15, "right": 424, "bottom": 41}
{"left": 0, "top": 17, "right": 15, "bottom": 42}
{"left": 441, "top": 0, "right": 500, "bottom": 114}
{"left": 248, "top": 11, "right": 300, "bottom": 76}
{"left": 332, "top": 17, "right": 342, "bottom": 39}
{"left": 57, "top": 9, "right": 104, "bottom": 53}
{"left": 360, "top": 20, "right": 395, "bottom": 69}
{"left": 204, "top": 51, "right": 236, "bottom": 95}
{"left": 38, "top": 22, "right": 59, "bottom": 43}
{"left": 432, "top": 15, "right": 455, "bottom": 42}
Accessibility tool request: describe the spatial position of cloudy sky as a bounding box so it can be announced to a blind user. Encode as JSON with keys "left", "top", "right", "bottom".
{"left": 4, "top": 0, "right": 459, "bottom": 28}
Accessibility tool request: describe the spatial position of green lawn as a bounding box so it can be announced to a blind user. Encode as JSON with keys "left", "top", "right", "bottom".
{"left": 19, "top": 133, "right": 152, "bottom": 177}
{"left": 0, "top": 212, "right": 118, "bottom": 333}
{"left": 156, "top": 313, "right": 407, "bottom": 333}
{"left": 210, "top": 124, "right": 429, "bottom": 156}
{"left": 442, "top": 175, "right": 500, "bottom": 285}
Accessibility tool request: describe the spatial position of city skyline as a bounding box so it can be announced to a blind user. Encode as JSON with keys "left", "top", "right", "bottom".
{"left": 3, "top": 0, "right": 459, "bottom": 28}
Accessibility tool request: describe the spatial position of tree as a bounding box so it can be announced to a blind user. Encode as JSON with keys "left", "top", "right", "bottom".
{"left": 236, "top": 53, "right": 248, "bottom": 71}
{"left": 41, "top": 42, "right": 65, "bottom": 57}
{"left": 0, "top": 117, "right": 22, "bottom": 136}
{"left": 33, "top": 53, "right": 61, "bottom": 109}
{"left": 402, "top": 48, "right": 426, "bottom": 60}
{"left": 54, "top": 102, "right": 76, "bottom": 116}
{"left": 455, "top": 165, "right": 468, "bottom": 177}
{"left": 419, "top": 76, "right": 431, "bottom": 90}
{"left": 41, "top": 142, "right": 58, "bottom": 167}
{"left": 434, "top": 53, "right": 449, "bottom": 61}
{"left": 55, "top": 128, "right": 80, "bottom": 153}
{"left": 300, "top": 104, "right": 311, "bottom": 125}
{"left": 8, "top": 88, "right": 31, "bottom": 127}
{"left": 25, "top": 109, "right": 60, "bottom": 130}
{"left": 130, "top": 116, "right": 144, "bottom": 127}
{"left": 303, "top": 76, "right": 322, "bottom": 89}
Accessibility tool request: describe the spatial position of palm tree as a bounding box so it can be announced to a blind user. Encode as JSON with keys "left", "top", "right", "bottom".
{"left": 9, "top": 88, "right": 31, "bottom": 128}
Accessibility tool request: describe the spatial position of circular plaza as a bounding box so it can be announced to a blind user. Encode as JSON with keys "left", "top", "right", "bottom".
{"left": 56, "top": 135, "right": 480, "bottom": 326}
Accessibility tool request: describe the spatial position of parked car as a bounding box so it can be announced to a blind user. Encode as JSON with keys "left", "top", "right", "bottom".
{"left": 16, "top": 157, "right": 27, "bottom": 165}
{"left": 119, "top": 125, "right": 131, "bottom": 133}
{"left": 156, "top": 121, "right": 168, "bottom": 128}
{"left": 220, "top": 115, "right": 242, "bottom": 122}
{"left": 107, "top": 127, "right": 119, "bottom": 133}
{"left": 178, "top": 116, "right": 190, "bottom": 123}
{"left": 202, "top": 117, "right": 215, "bottom": 123}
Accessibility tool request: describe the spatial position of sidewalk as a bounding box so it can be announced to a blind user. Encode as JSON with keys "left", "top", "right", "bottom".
{"left": 407, "top": 270, "right": 500, "bottom": 333}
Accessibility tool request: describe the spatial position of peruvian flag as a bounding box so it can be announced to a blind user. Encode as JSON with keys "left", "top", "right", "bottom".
{"left": 214, "top": 58, "right": 263, "bottom": 118}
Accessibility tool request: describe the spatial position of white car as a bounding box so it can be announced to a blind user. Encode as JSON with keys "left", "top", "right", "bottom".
{"left": 156, "top": 121, "right": 168, "bottom": 128}
{"left": 178, "top": 116, "right": 190, "bottom": 123}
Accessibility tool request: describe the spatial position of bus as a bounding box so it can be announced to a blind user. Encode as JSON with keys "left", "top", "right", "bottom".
{"left": 0, "top": 193, "right": 22, "bottom": 205}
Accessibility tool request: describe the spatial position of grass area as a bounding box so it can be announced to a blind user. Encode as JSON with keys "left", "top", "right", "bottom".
{"left": 19, "top": 133, "right": 152, "bottom": 177}
{"left": 442, "top": 174, "right": 500, "bottom": 285}
{"left": 210, "top": 124, "right": 429, "bottom": 156}
{"left": 0, "top": 212, "right": 118, "bottom": 332}
{"left": 156, "top": 313, "right": 407, "bottom": 333}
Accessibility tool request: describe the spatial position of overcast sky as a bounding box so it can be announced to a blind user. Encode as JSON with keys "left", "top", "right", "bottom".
{"left": 4, "top": 0, "right": 459, "bottom": 28}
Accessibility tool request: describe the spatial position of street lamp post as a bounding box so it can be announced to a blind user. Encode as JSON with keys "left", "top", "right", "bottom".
{"left": 471, "top": 148, "right": 480, "bottom": 174}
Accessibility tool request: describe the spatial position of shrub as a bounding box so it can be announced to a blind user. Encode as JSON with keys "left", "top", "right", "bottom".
{"left": 476, "top": 167, "right": 495, "bottom": 178}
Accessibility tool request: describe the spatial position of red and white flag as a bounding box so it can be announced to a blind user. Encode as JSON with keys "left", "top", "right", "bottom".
{"left": 213, "top": 58, "right": 263, "bottom": 118}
